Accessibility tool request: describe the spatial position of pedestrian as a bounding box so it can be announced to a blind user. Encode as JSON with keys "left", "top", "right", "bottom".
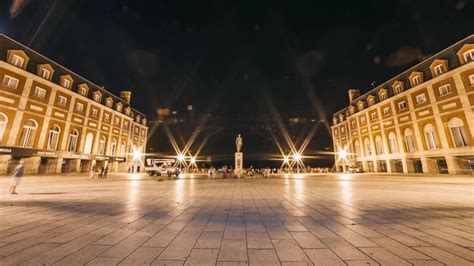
{"left": 207, "top": 166, "right": 213, "bottom": 179}
{"left": 90, "top": 162, "right": 96, "bottom": 179}
{"left": 10, "top": 160, "right": 24, "bottom": 195}
{"left": 102, "top": 164, "right": 108, "bottom": 179}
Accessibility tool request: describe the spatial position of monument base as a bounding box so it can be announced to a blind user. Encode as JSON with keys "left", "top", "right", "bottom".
{"left": 234, "top": 152, "right": 243, "bottom": 178}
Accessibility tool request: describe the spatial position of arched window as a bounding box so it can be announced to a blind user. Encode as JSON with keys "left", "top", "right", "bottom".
{"left": 110, "top": 138, "right": 117, "bottom": 156}
{"left": 47, "top": 125, "right": 61, "bottom": 150}
{"left": 0, "top": 113, "right": 7, "bottom": 142}
{"left": 375, "top": 135, "right": 383, "bottom": 155}
{"left": 19, "top": 119, "right": 37, "bottom": 148}
{"left": 98, "top": 136, "right": 106, "bottom": 155}
{"left": 448, "top": 118, "right": 469, "bottom": 147}
{"left": 84, "top": 133, "right": 94, "bottom": 154}
{"left": 424, "top": 124, "right": 437, "bottom": 150}
{"left": 354, "top": 140, "right": 361, "bottom": 156}
{"left": 67, "top": 129, "right": 79, "bottom": 152}
{"left": 364, "top": 138, "right": 371, "bottom": 156}
{"left": 404, "top": 128, "right": 416, "bottom": 153}
{"left": 388, "top": 132, "right": 398, "bottom": 153}
{"left": 120, "top": 141, "right": 126, "bottom": 157}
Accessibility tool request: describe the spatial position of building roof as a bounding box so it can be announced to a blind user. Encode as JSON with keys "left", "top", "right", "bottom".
{"left": 333, "top": 34, "right": 474, "bottom": 118}
{"left": 0, "top": 34, "right": 145, "bottom": 117}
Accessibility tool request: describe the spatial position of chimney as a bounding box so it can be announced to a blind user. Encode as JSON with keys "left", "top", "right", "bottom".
{"left": 120, "top": 91, "right": 132, "bottom": 104}
{"left": 348, "top": 89, "right": 360, "bottom": 103}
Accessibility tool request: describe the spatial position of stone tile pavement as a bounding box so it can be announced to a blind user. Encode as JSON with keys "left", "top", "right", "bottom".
{"left": 0, "top": 173, "right": 473, "bottom": 265}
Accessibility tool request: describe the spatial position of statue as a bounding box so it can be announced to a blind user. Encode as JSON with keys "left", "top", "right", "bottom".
{"left": 235, "top": 134, "right": 243, "bottom": 152}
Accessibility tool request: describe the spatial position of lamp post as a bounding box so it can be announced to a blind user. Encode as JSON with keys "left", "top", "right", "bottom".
{"left": 339, "top": 149, "right": 348, "bottom": 173}
{"left": 132, "top": 148, "right": 142, "bottom": 173}
{"left": 293, "top": 153, "right": 302, "bottom": 173}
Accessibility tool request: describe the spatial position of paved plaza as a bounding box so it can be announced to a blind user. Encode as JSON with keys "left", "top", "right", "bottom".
{"left": 0, "top": 173, "right": 473, "bottom": 265}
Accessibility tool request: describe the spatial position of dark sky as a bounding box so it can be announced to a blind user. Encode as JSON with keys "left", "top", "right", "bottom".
{"left": 1, "top": 0, "right": 473, "bottom": 166}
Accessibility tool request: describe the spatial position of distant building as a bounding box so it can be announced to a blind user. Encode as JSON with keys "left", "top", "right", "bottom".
{"left": 332, "top": 35, "right": 474, "bottom": 175}
{"left": 0, "top": 34, "right": 148, "bottom": 174}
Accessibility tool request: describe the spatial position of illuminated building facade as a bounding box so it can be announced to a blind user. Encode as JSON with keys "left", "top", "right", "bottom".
{"left": 0, "top": 34, "right": 148, "bottom": 174}
{"left": 332, "top": 35, "right": 474, "bottom": 175}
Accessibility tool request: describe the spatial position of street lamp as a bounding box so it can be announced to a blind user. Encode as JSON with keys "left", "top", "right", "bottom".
{"left": 177, "top": 154, "right": 185, "bottom": 162}
{"left": 339, "top": 149, "right": 348, "bottom": 173}
{"left": 293, "top": 153, "right": 302, "bottom": 162}
{"left": 190, "top": 157, "right": 196, "bottom": 164}
{"left": 133, "top": 148, "right": 142, "bottom": 160}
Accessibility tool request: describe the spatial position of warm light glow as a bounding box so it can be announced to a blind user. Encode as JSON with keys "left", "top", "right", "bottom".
{"left": 190, "top": 157, "right": 196, "bottom": 164}
{"left": 283, "top": 156, "right": 289, "bottom": 163}
{"left": 293, "top": 153, "right": 302, "bottom": 161}
{"left": 132, "top": 148, "right": 142, "bottom": 160}
{"left": 339, "top": 149, "right": 348, "bottom": 159}
{"left": 177, "top": 154, "right": 185, "bottom": 161}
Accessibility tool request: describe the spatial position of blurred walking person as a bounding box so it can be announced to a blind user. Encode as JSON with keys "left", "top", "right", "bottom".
{"left": 10, "top": 161, "right": 24, "bottom": 195}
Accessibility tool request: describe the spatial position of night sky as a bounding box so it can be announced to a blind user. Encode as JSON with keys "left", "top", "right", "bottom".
{"left": 1, "top": 0, "right": 473, "bottom": 166}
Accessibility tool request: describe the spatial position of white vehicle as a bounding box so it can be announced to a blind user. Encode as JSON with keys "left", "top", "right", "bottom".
{"left": 145, "top": 159, "right": 180, "bottom": 177}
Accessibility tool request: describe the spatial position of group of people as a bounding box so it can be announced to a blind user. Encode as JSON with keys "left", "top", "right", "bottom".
{"left": 90, "top": 163, "right": 109, "bottom": 179}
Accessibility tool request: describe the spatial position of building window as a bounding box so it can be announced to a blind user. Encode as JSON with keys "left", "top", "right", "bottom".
{"left": 116, "top": 104, "right": 123, "bottom": 112}
{"left": 368, "top": 98, "right": 375, "bottom": 106}
{"left": 412, "top": 76, "right": 421, "bottom": 86}
{"left": 110, "top": 138, "right": 117, "bottom": 156}
{"left": 351, "top": 120, "right": 356, "bottom": 127}
{"left": 448, "top": 118, "right": 469, "bottom": 147}
{"left": 11, "top": 55, "right": 24, "bottom": 68}
{"left": 34, "top": 86, "right": 46, "bottom": 99}
{"left": 398, "top": 101, "right": 407, "bottom": 110}
{"left": 379, "top": 91, "right": 387, "bottom": 100}
{"left": 98, "top": 136, "right": 106, "bottom": 155}
{"left": 383, "top": 107, "right": 391, "bottom": 115}
{"left": 357, "top": 103, "right": 364, "bottom": 111}
{"left": 394, "top": 85, "right": 403, "bottom": 94}
{"left": 40, "top": 68, "right": 50, "bottom": 79}
{"left": 79, "top": 86, "right": 87, "bottom": 96}
{"left": 47, "top": 125, "right": 61, "bottom": 150}
{"left": 0, "top": 113, "right": 7, "bottom": 142}
{"left": 2, "top": 75, "right": 19, "bottom": 89}
{"left": 67, "top": 129, "right": 79, "bottom": 152}
{"left": 83, "top": 133, "right": 94, "bottom": 154}
{"left": 61, "top": 79, "right": 71, "bottom": 89}
{"left": 415, "top": 93, "right": 427, "bottom": 104}
{"left": 19, "top": 119, "right": 37, "bottom": 148}
{"left": 434, "top": 64, "right": 444, "bottom": 76}
{"left": 469, "top": 74, "right": 474, "bottom": 86}
{"left": 354, "top": 140, "right": 361, "bottom": 156}
{"left": 438, "top": 84, "right": 452, "bottom": 96}
{"left": 104, "top": 113, "right": 110, "bottom": 122}
{"left": 93, "top": 93, "right": 101, "bottom": 102}
{"left": 120, "top": 141, "right": 126, "bottom": 157}
{"left": 360, "top": 116, "right": 366, "bottom": 123}
{"left": 370, "top": 112, "right": 377, "bottom": 120}
{"left": 463, "top": 49, "right": 474, "bottom": 63}
{"left": 424, "top": 124, "right": 437, "bottom": 150}
{"left": 364, "top": 138, "right": 371, "bottom": 156}
{"left": 57, "top": 95, "right": 67, "bottom": 106}
{"left": 75, "top": 102, "right": 84, "bottom": 112}
{"left": 106, "top": 98, "right": 113, "bottom": 108}
{"left": 91, "top": 108, "right": 98, "bottom": 117}
{"left": 404, "top": 129, "right": 416, "bottom": 152}
{"left": 375, "top": 136, "right": 383, "bottom": 155}
{"left": 124, "top": 121, "right": 129, "bottom": 130}
{"left": 388, "top": 132, "right": 398, "bottom": 153}
{"left": 114, "top": 117, "right": 120, "bottom": 126}
{"left": 334, "top": 129, "right": 338, "bottom": 136}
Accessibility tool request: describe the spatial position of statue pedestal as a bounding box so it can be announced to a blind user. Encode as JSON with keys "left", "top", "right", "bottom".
{"left": 234, "top": 152, "right": 243, "bottom": 178}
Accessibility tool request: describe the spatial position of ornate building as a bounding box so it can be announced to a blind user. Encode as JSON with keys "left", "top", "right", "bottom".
{"left": 332, "top": 35, "right": 474, "bottom": 175}
{"left": 0, "top": 34, "right": 148, "bottom": 174}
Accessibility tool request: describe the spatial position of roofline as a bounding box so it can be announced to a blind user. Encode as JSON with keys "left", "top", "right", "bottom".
{"left": 334, "top": 34, "right": 474, "bottom": 117}
{"left": 0, "top": 33, "right": 145, "bottom": 117}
